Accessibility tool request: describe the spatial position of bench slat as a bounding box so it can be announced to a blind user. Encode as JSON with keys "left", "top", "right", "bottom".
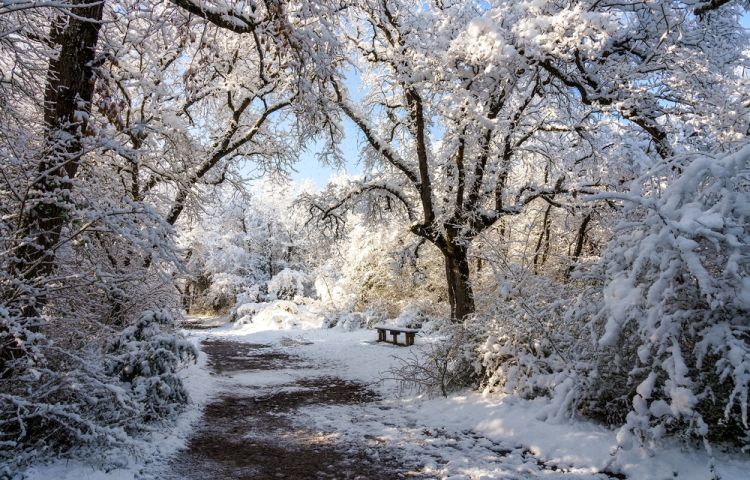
{"left": 373, "top": 325, "right": 420, "bottom": 333}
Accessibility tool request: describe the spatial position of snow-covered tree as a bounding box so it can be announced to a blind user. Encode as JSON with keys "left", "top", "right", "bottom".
{"left": 305, "top": 0, "right": 748, "bottom": 320}
{"left": 312, "top": 209, "right": 447, "bottom": 320}
{"left": 179, "top": 184, "right": 313, "bottom": 311}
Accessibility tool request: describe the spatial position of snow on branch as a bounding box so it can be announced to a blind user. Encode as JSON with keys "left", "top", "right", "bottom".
{"left": 169, "top": 0, "right": 259, "bottom": 33}
{"left": 693, "top": 0, "right": 734, "bottom": 16}
{"left": 300, "top": 178, "right": 416, "bottom": 238}
{"left": 579, "top": 143, "right": 750, "bottom": 451}
{"left": 331, "top": 81, "right": 420, "bottom": 187}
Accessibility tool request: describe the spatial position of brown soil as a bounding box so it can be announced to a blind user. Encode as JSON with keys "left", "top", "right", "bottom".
{"left": 165, "top": 338, "right": 411, "bottom": 480}
{"left": 181, "top": 317, "right": 228, "bottom": 330}
{"left": 200, "top": 339, "right": 304, "bottom": 373}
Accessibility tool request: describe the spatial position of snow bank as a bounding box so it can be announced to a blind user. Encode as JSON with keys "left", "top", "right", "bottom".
{"left": 413, "top": 393, "right": 749, "bottom": 480}
{"left": 233, "top": 300, "right": 325, "bottom": 333}
{"left": 275, "top": 327, "right": 750, "bottom": 480}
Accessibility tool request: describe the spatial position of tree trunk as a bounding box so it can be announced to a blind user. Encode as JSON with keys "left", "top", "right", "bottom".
{"left": 443, "top": 243, "right": 475, "bottom": 321}
{"left": 565, "top": 212, "right": 592, "bottom": 279}
{"left": 2, "top": 2, "right": 104, "bottom": 373}
{"left": 532, "top": 204, "right": 552, "bottom": 274}
{"left": 10, "top": 3, "right": 104, "bottom": 286}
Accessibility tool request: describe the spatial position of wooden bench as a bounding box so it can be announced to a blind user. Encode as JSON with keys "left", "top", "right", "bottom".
{"left": 374, "top": 325, "right": 420, "bottom": 346}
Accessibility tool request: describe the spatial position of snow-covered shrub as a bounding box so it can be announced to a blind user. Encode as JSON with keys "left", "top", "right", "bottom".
{"left": 572, "top": 146, "right": 750, "bottom": 449}
{"left": 234, "top": 300, "right": 324, "bottom": 331}
{"left": 1, "top": 307, "right": 141, "bottom": 469}
{"left": 476, "top": 268, "right": 582, "bottom": 416}
{"left": 202, "top": 273, "right": 244, "bottom": 312}
{"left": 0, "top": 217, "right": 191, "bottom": 470}
{"left": 106, "top": 310, "right": 197, "bottom": 421}
{"left": 236, "top": 284, "right": 263, "bottom": 305}
{"left": 1, "top": 354, "right": 137, "bottom": 470}
{"left": 267, "top": 268, "right": 309, "bottom": 301}
{"left": 321, "top": 308, "right": 387, "bottom": 330}
{"left": 393, "top": 303, "right": 432, "bottom": 329}
{"left": 233, "top": 302, "right": 265, "bottom": 324}
{"left": 234, "top": 301, "right": 298, "bottom": 326}
{"left": 328, "top": 311, "right": 366, "bottom": 330}
{"left": 389, "top": 322, "right": 481, "bottom": 397}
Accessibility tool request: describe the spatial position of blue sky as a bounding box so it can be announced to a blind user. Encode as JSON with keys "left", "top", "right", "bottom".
{"left": 287, "top": 11, "right": 750, "bottom": 190}
{"left": 290, "top": 118, "right": 362, "bottom": 188}
{"left": 289, "top": 72, "right": 364, "bottom": 188}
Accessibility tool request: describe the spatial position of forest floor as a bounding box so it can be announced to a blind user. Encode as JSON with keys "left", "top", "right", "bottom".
{"left": 23, "top": 314, "right": 750, "bottom": 480}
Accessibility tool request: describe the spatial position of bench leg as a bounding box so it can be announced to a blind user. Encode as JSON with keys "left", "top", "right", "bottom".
{"left": 391, "top": 332, "right": 399, "bottom": 345}
{"left": 406, "top": 333, "right": 414, "bottom": 346}
{"left": 377, "top": 330, "right": 385, "bottom": 342}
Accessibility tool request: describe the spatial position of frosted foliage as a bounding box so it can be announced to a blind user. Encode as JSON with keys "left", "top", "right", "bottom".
{"left": 267, "top": 268, "right": 309, "bottom": 301}
{"left": 303, "top": 0, "right": 749, "bottom": 323}
{"left": 1, "top": 0, "right": 749, "bottom": 472}
{"left": 234, "top": 300, "right": 324, "bottom": 331}
{"left": 583, "top": 145, "right": 750, "bottom": 449}
{"left": 106, "top": 310, "right": 197, "bottom": 421}
{"left": 0, "top": 308, "right": 194, "bottom": 471}
{"left": 179, "top": 186, "right": 311, "bottom": 312}
{"left": 312, "top": 214, "right": 447, "bottom": 321}
{"left": 476, "top": 268, "right": 582, "bottom": 420}
{"left": 1, "top": 3, "right": 211, "bottom": 468}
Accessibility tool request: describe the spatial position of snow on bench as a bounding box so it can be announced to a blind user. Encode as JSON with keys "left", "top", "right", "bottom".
{"left": 373, "top": 325, "right": 420, "bottom": 346}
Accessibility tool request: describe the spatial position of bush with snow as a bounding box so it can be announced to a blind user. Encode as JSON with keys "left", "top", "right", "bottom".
{"left": 328, "top": 311, "right": 366, "bottom": 331}
{"left": 471, "top": 146, "right": 750, "bottom": 451}
{"left": 0, "top": 308, "right": 195, "bottom": 470}
{"left": 389, "top": 322, "right": 481, "bottom": 398}
{"left": 233, "top": 300, "right": 324, "bottom": 332}
{"left": 236, "top": 284, "right": 264, "bottom": 305}
{"left": 477, "top": 269, "right": 581, "bottom": 413}
{"left": 569, "top": 146, "right": 750, "bottom": 449}
{"left": 106, "top": 310, "right": 197, "bottom": 421}
{"left": 267, "top": 268, "right": 309, "bottom": 301}
{"left": 393, "top": 303, "right": 434, "bottom": 329}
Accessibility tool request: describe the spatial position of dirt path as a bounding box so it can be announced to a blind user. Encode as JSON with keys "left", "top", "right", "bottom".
{"left": 160, "top": 320, "right": 628, "bottom": 480}
{"left": 163, "top": 335, "right": 410, "bottom": 480}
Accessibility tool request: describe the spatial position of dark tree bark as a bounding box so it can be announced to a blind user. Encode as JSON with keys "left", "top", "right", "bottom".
{"left": 532, "top": 204, "right": 553, "bottom": 274}
{"left": 565, "top": 213, "right": 593, "bottom": 279}
{"left": 11, "top": 2, "right": 104, "bottom": 285}
{"left": 2, "top": 1, "right": 104, "bottom": 372}
{"left": 442, "top": 242, "right": 475, "bottom": 322}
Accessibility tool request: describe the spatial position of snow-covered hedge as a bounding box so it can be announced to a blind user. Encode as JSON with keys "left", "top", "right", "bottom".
{"left": 388, "top": 319, "right": 482, "bottom": 398}
{"left": 575, "top": 146, "right": 750, "bottom": 449}
{"left": 267, "top": 268, "right": 309, "bottom": 301}
{"left": 0, "top": 309, "right": 195, "bottom": 471}
{"left": 475, "top": 146, "right": 750, "bottom": 451}
{"left": 477, "top": 270, "right": 581, "bottom": 415}
{"left": 233, "top": 300, "right": 324, "bottom": 331}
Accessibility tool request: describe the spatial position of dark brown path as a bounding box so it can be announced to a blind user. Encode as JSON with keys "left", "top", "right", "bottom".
{"left": 164, "top": 336, "right": 411, "bottom": 480}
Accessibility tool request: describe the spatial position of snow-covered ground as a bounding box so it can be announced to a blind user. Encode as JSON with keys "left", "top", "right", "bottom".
{"left": 214, "top": 319, "right": 749, "bottom": 480}
{"left": 21, "top": 309, "right": 750, "bottom": 479}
